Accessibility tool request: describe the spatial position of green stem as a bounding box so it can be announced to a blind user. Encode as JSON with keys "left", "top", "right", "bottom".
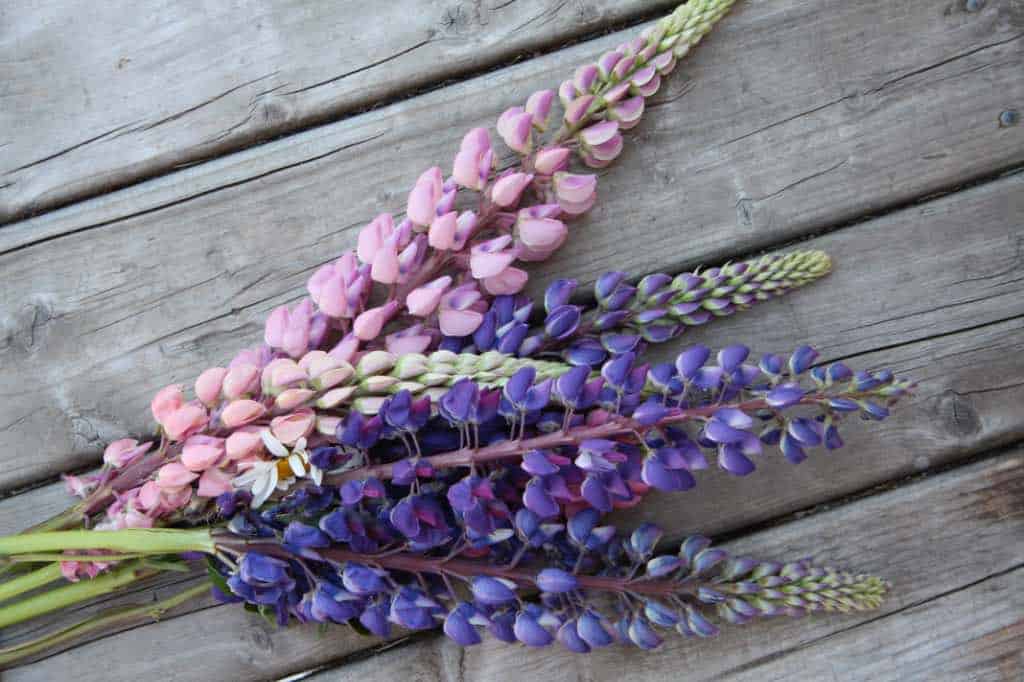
{"left": 0, "top": 528, "right": 215, "bottom": 557}
{"left": 4, "top": 553, "right": 149, "bottom": 564}
{"left": 0, "top": 580, "right": 210, "bottom": 669}
{"left": 0, "top": 564, "right": 63, "bottom": 605}
{"left": 0, "top": 562, "right": 154, "bottom": 629}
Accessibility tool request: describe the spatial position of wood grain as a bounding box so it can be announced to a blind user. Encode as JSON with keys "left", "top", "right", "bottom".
{"left": 1, "top": 0, "right": 1022, "bottom": 491}
{"left": 295, "top": 450, "right": 1024, "bottom": 682}
{"left": 0, "top": 0, "right": 681, "bottom": 223}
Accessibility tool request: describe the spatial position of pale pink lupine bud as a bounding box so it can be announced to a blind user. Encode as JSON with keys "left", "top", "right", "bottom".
{"left": 357, "top": 213, "right": 395, "bottom": 264}
{"left": 156, "top": 462, "right": 198, "bottom": 489}
{"left": 309, "top": 313, "right": 329, "bottom": 349}
{"left": 264, "top": 305, "right": 290, "bottom": 348}
{"left": 490, "top": 172, "right": 533, "bottom": 208}
{"left": 163, "top": 403, "right": 208, "bottom": 441}
{"left": 308, "top": 265, "right": 347, "bottom": 317}
{"left": 533, "top": 147, "right": 570, "bottom": 175}
{"left": 406, "top": 275, "right": 452, "bottom": 317}
{"left": 230, "top": 345, "right": 272, "bottom": 370}
{"left": 181, "top": 435, "right": 225, "bottom": 472}
{"left": 452, "top": 134, "right": 491, "bottom": 191}
{"left": 151, "top": 385, "right": 184, "bottom": 425}
{"left": 195, "top": 367, "right": 228, "bottom": 406}
{"left": 281, "top": 299, "right": 313, "bottom": 358}
{"left": 612, "top": 55, "right": 637, "bottom": 80}
{"left": 299, "top": 350, "right": 330, "bottom": 374}
{"left": 221, "top": 400, "right": 266, "bottom": 428}
{"left": 651, "top": 50, "right": 676, "bottom": 76}
{"left": 197, "top": 468, "right": 234, "bottom": 498}
{"left": 398, "top": 235, "right": 426, "bottom": 277}
{"left": 558, "top": 80, "right": 575, "bottom": 106}
{"left": 313, "top": 365, "right": 354, "bottom": 391}
{"left": 496, "top": 108, "right": 533, "bottom": 155}
{"left": 574, "top": 64, "right": 599, "bottom": 94}
{"left": 265, "top": 358, "right": 308, "bottom": 391}
{"left": 271, "top": 408, "right": 315, "bottom": 445}
{"left": 439, "top": 283, "right": 484, "bottom": 336}
{"left": 453, "top": 211, "right": 478, "bottom": 250}
{"left": 436, "top": 187, "right": 458, "bottom": 216}
{"left": 631, "top": 64, "right": 660, "bottom": 95}
{"left": 328, "top": 332, "right": 360, "bottom": 363}
{"left": 597, "top": 50, "right": 624, "bottom": 78}
{"left": 385, "top": 327, "right": 433, "bottom": 355}
{"left": 525, "top": 90, "right": 555, "bottom": 130}
{"left": 563, "top": 95, "right": 595, "bottom": 126}
{"left": 103, "top": 438, "right": 153, "bottom": 469}
{"left": 275, "top": 388, "right": 315, "bottom": 411}
{"left": 603, "top": 80, "right": 631, "bottom": 104}
{"left": 579, "top": 120, "right": 619, "bottom": 148}
{"left": 521, "top": 204, "right": 562, "bottom": 222}
{"left": 137, "top": 481, "right": 162, "bottom": 512}
{"left": 470, "top": 236, "right": 519, "bottom": 279}
{"left": 223, "top": 363, "right": 259, "bottom": 399}
{"left": 483, "top": 266, "right": 529, "bottom": 295}
{"left": 609, "top": 96, "right": 645, "bottom": 130}
{"left": 553, "top": 172, "right": 598, "bottom": 215}
{"left": 516, "top": 217, "right": 568, "bottom": 261}
{"left": 428, "top": 212, "right": 458, "bottom": 250}
{"left": 370, "top": 238, "right": 401, "bottom": 284}
{"left": 225, "top": 428, "right": 263, "bottom": 460}
{"left": 407, "top": 167, "right": 444, "bottom": 226}
{"left": 353, "top": 300, "right": 399, "bottom": 341}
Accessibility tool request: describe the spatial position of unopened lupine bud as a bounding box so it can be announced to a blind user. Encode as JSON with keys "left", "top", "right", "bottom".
{"left": 357, "top": 213, "right": 395, "bottom": 264}
{"left": 221, "top": 400, "right": 266, "bottom": 428}
{"left": 470, "top": 236, "right": 519, "bottom": 279}
{"left": 151, "top": 384, "right": 184, "bottom": 425}
{"left": 195, "top": 367, "right": 228, "bottom": 406}
{"left": 162, "top": 403, "right": 208, "bottom": 441}
{"left": 490, "top": 172, "right": 533, "bottom": 208}
{"left": 103, "top": 439, "right": 153, "bottom": 469}
{"left": 553, "top": 172, "right": 598, "bottom": 215}
{"left": 525, "top": 89, "right": 555, "bottom": 129}
{"left": 271, "top": 408, "right": 315, "bottom": 445}
{"left": 452, "top": 128, "right": 493, "bottom": 191}
{"left": 497, "top": 107, "right": 534, "bottom": 154}
{"left": 517, "top": 217, "right": 568, "bottom": 261}
{"left": 483, "top": 266, "right": 529, "bottom": 295}
{"left": 354, "top": 301, "right": 399, "bottom": 341}
{"left": 428, "top": 212, "right": 458, "bottom": 250}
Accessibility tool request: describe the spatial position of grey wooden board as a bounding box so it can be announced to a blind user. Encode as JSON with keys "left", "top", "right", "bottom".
{"left": 301, "top": 450, "right": 1024, "bottom": 682}
{"left": 0, "top": 0, "right": 682, "bottom": 223}
{"left": 1, "top": 0, "right": 1022, "bottom": 491}
{"left": 2, "top": 247, "right": 1022, "bottom": 677}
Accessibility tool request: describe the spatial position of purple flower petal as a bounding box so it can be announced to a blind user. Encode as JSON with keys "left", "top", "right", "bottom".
{"left": 581, "top": 475, "right": 612, "bottom": 512}
{"left": 444, "top": 603, "right": 483, "bottom": 646}
{"left": 717, "top": 345, "right": 750, "bottom": 372}
{"left": 514, "top": 611, "right": 553, "bottom": 646}
{"left": 524, "top": 478, "right": 560, "bottom": 518}
{"left": 767, "top": 384, "right": 805, "bottom": 408}
{"left": 675, "top": 345, "right": 710, "bottom": 379}
{"left": 557, "top": 620, "right": 591, "bottom": 652}
{"left": 522, "top": 450, "right": 560, "bottom": 476}
{"left": 544, "top": 279, "right": 578, "bottom": 313}
{"left": 471, "top": 576, "right": 518, "bottom": 605}
{"left": 578, "top": 610, "right": 614, "bottom": 647}
{"left": 704, "top": 419, "right": 748, "bottom": 444}
{"left": 718, "top": 444, "right": 756, "bottom": 476}
{"left": 536, "top": 568, "right": 578, "bottom": 593}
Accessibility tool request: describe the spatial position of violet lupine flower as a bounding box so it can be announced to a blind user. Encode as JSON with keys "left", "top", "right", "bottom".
{"left": 212, "top": 510, "right": 888, "bottom": 653}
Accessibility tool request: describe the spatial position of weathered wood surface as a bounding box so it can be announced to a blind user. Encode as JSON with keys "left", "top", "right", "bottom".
{"left": 298, "top": 450, "right": 1024, "bottom": 682}
{"left": 2, "top": 0, "right": 1022, "bottom": 491}
{"left": 0, "top": 0, "right": 684, "bottom": 224}
{"left": 2, "top": 0, "right": 1023, "bottom": 679}
{"left": 2, "top": 177, "right": 1022, "bottom": 678}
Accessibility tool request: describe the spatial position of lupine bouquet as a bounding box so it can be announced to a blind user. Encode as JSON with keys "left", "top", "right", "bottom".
{"left": 0, "top": 0, "right": 911, "bottom": 668}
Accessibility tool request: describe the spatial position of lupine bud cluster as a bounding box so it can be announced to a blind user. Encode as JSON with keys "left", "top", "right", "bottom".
{"left": 210, "top": 509, "right": 888, "bottom": 652}
{"left": 453, "top": 250, "right": 832, "bottom": 363}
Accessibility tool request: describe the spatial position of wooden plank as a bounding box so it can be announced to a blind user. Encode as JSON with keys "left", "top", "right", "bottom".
{"left": 0, "top": 0, "right": 680, "bottom": 223}
{"left": 1, "top": 310, "right": 1021, "bottom": 678}
{"left": 299, "top": 450, "right": 1024, "bottom": 682}
{"left": 723, "top": 571, "right": 1024, "bottom": 682}
{"left": 1, "top": 0, "right": 1021, "bottom": 490}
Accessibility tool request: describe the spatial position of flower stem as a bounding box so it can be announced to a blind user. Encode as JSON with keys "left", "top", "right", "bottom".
{"left": 0, "top": 564, "right": 63, "bottom": 605}
{"left": 0, "top": 529, "right": 216, "bottom": 558}
{"left": 0, "top": 561, "right": 155, "bottom": 629}
{"left": 0, "top": 579, "right": 211, "bottom": 669}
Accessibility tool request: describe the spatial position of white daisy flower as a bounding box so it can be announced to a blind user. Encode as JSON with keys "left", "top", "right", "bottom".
{"left": 231, "top": 430, "right": 322, "bottom": 507}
